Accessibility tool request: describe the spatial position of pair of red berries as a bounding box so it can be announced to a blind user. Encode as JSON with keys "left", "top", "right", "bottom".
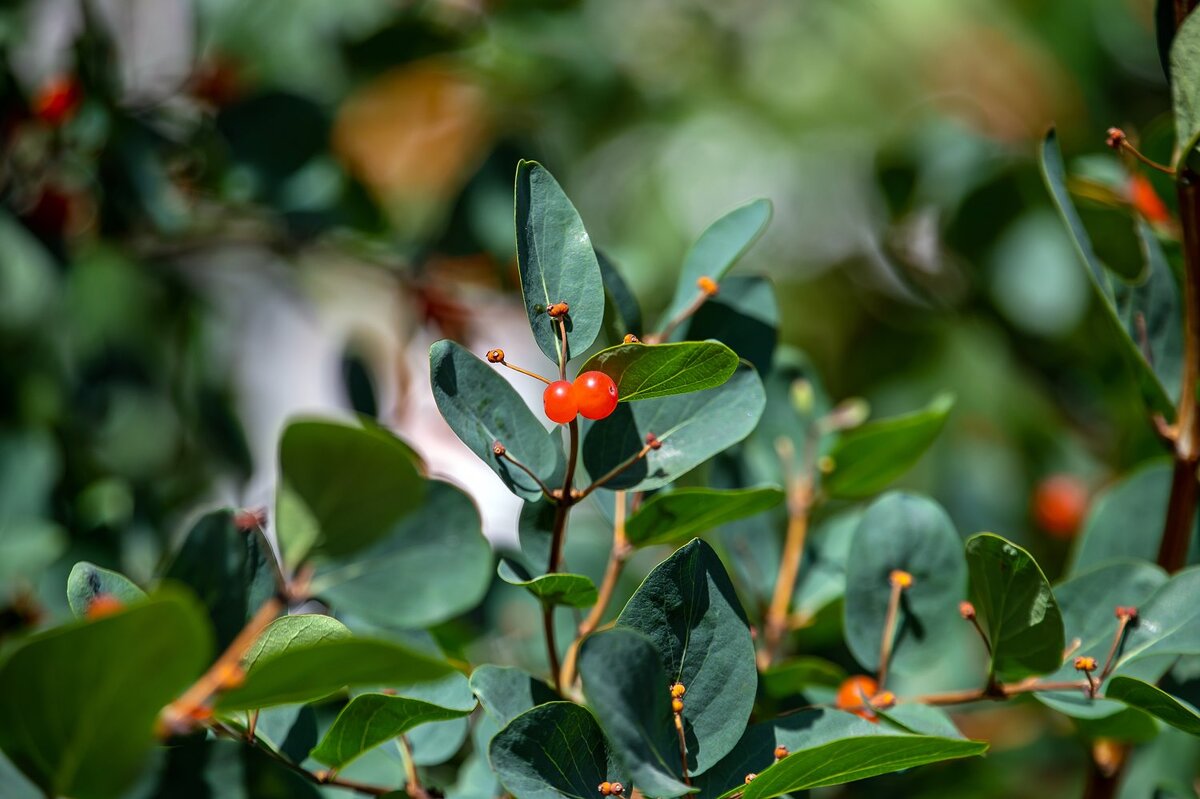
{"left": 544, "top": 371, "right": 618, "bottom": 424}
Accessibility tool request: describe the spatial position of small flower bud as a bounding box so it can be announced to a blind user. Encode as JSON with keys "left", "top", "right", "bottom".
{"left": 744, "top": 773, "right": 757, "bottom": 784}
{"left": 548, "top": 302, "right": 570, "bottom": 318}
{"left": 1115, "top": 606, "right": 1138, "bottom": 622}
{"left": 697, "top": 276, "right": 719, "bottom": 296}
{"left": 790, "top": 378, "right": 814, "bottom": 415}
{"left": 671, "top": 697, "right": 684, "bottom": 714}
{"left": 959, "top": 601, "right": 976, "bottom": 621}
{"left": 492, "top": 441, "right": 506, "bottom": 457}
{"left": 889, "top": 569, "right": 914, "bottom": 589}
{"left": 233, "top": 507, "right": 267, "bottom": 531}
{"left": 623, "top": 333, "right": 641, "bottom": 344}
{"left": 870, "top": 690, "right": 896, "bottom": 710}
{"left": 487, "top": 348, "right": 505, "bottom": 363}
{"left": 646, "top": 432, "right": 662, "bottom": 450}
{"left": 774, "top": 745, "right": 789, "bottom": 760}
{"left": 610, "top": 783, "right": 624, "bottom": 796}
{"left": 598, "top": 782, "right": 613, "bottom": 796}
{"left": 86, "top": 594, "right": 125, "bottom": 620}
{"left": 1106, "top": 127, "right": 1126, "bottom": 150}
{"left": 1074, "top": 656, "right": 1097, "bottom": 672}
{"left": 670, "top": 682, "right": 686, "bottom": 698}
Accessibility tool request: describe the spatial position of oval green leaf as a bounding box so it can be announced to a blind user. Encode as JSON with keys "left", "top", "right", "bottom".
{"left": 1172, "top": 9, "right": 1200, "bottom": 163}
{"left": 429, "top": 339, "right": 560, "bottom": 500}
{"left": 310, "top": 693, "right": 472, "bottom": 770}
{"left": 276, "top": 419, "right": 426, "bottom": 569}
{"left": 579, "top": 341, "right": 740, "bottom": 402}
{"left": 582, "top": 361, "right": 765, "bottom": 491}
{"left": 844, "top": 492, "right": 966, "bottom": 675}
{"left": 312, "top": 479, "right": 492, "bottom": 628}
{"left": 660, "top": 198, "right": 772, "bottom": 326}
{"left": 626, "top": 485, "right": 784, "bottom": 548}
{"left": 1117, "top": 566, "right": 1200, "bottom": 668}
{"left": 616, "top": 538, "right": 756, "bottom": 773}
{"left": 497, "top": 559, "right": 598, "bottom": 608}
{"left": 243, "top": 614, "right": 351, "bottom": 672}
{"left": 470, "top": 665, "right": 559, "bottom": 729}
{"left": 515, "top": 160, "right": 605, "bottom": 364}
{"left": 489, "top": 701, "right": 625, "bottom": 799}
{"left": 578, "top": 628, "right": 692, "bottom": 797}
{"left": 1107, "top": 676, "right": 1200, "bottom": 736}
{"left": 823, "top": 393, "right": 954, "bottom": 500}
{"left": 66, "top": 561, "right": 146, "bottom": 618}
{"left": 0, "top": 590, "right": 212, "bottom": 799}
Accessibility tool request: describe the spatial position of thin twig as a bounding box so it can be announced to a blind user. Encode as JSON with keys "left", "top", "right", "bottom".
{"left": 503, "top": 361, "right": 553, "bottom": 385}
{"left": 908, "top": 679, "right": 1089, "bottom": 707}
{"left": 876, "top": 579, "right": 905, "bottom": 689}
{"left": 575, "top": 441, "right": 654, "bottom": 501}
{"left": 1099, "top": 614, "right": 1134, "bottom": 681}
{"left": 399, "top": 734, "right": 431, "bottom": 799}
{"left": 673, "top": 711, "right": 691, "bottom": 786}
{"left": 495, "top": 447, "right": 558, "bottom": 501}
{"left": 647, "top": 288, "right": 712, "bottom": 345}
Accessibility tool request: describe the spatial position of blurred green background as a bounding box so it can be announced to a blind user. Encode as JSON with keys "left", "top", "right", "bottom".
{"left": 0, "top": 0, "right": 1188, "bottom": 796}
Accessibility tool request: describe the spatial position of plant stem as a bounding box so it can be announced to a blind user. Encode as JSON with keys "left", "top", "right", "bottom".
{"left": 1099, "top": 616, "right": 1132, "bottom": 681}
{"left": 399, "top": 734, "right": 430, "bottom": 799}
{"left": 647, "top": 288, "right": 711, "bottom": 345}
{"left": 760, "top": 435, "right": 816, "bottom": 669}
{"left": 497, "top": 448, "right": 558, "bottom": 501}
{"left": 909, "top": 679, "right": 1089, "bottom": 707}
{"left": 575, "top": 441, "right": 654, "bottom": 501}
{"left": 560, "top": 491, "right": 631, "bottom": 688}
{"left": 673, "top": 711, "right": 691, "bottom": 786}
{"left": 876, "top": 579, "right": 904, "bottom": 690}
{"left": 502, "top": 360, "right": 553, "bottom": 385}
{"left": 543, "top": 418, "right": 580, "bottom": 693}
{"left": 543, "top": 604, "right": 563, "bottom": 694}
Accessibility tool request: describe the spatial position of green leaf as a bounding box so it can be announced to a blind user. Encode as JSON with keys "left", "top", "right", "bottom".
{"left": 616, "top": 538, "right": 756, "bottom": 774}
{"left": 844, "top": 492, "right": 966, "bottom": 674}
{"left": 1069, "top": 460, "right": 1198, "bottom": 574}
{"left": 1172, "top": 9, "right": 1200, "bottom": 162}
{"left": 0, "top": 590, "right": 212, "bottom": 799}
{"left": 578, "top": 341, "right": 740, "bottom": 402}
{"left": 718, "top": 734, "right": 987, "bottom": 799}
{"left": 429, "top": 339, "right": 560, "bottom": 500}
{"left": 65, "top": 561, "right": 146, "bottom": 617}
{"left": 515, "top": 160, "right": 605, "bottom": 364}
{"left": 470, "top": 665, "right": 559, "bottom": 729}
{"left": 498, "top": 559, "right": 598, "bottom": 608}
{"left": 490, "top": 701, "right": 625, "bottom": 799}
{"left": 582, "top": 361, "right": 765, "bottom": 491}
{"left": 1107, "top": 677, "right": 1200, "bottom": 736}
{"left": 243, "top": 614, "right": 351, "bottom": 672}
{"left": 823, "top": 393, "right": 954, "bottom": 499}
{"left": 1040, "top": 129, "right": 1176, "bottom": 415}
{"left": 660, "top": 199, "right": 772, "bottom": 326}
{"left": 1116, "top": 566, "right": 1200, "bottom": 668}
{"left": 310, "top": 693, "right": 472, "bottom": 770}
{"left": 162, "top": 509, "right": 276, "bottom": 651}
{"left": 1037, "top": 560, "right": 1166, "bottom": 719}
{"left": 625, "top": 486, "right": 785, "bottom": 548}
{"left": 598, "top": 249, "right": 643, "bottom": 339}
{"left": 761, "top": 658, "right": 847, "bottom": 699}
{"left": 217, "top": 636, "right": 453, "bottom": 711}
{"left": 578, "top": 628, "right": 692, "bottom": 797}
{"left": 276, "top": 419, "right": 426, "bottom": 568}
{"left": 680, "top": 275, "right": 779, "bottom": 374}
{"left": 965, "top": 533, "right": 1065, "bottom": 682}
{"left": 312, "top": 480, "right": 492, "bottom": 628}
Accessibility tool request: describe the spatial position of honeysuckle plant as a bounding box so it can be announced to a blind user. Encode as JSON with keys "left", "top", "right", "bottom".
{"left": 10, "top": 10, "right": 1200, "bottom": 798}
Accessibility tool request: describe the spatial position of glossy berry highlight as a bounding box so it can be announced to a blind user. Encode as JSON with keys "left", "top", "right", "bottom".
{"left": 573, "top": 371, "right": 618, "bottom": 420}
{"left": 543, "top": 380, "right": 578, "bottom": 424}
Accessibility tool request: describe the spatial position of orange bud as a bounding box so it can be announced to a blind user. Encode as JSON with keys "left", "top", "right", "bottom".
{"left": 774, "top": 745, "right": 789, "bottom": 760}
{"left": 889, "top": 569, "right": 914, "bottom": 589}
{"left": 598, "top": 782, "right": 613, "bottom": 796}
{"left": 623, "top": 333, "right": 640, "bottom": 344}
{"left": 486, "top": 348, "right": 505, "bottom": 363}
{"left": 548, "top": 302, "right": 570, "bottom": 318}
{"left": 744, "top": 773, "right": 757, "bottom": 784}
{"left": 959, "top": 601, "right": 976, "bottom": 621}
{"left": 1074, "top": 656, "right": 1097, "bottom": 672}
{"left": 697, "top": 276, "right": 719, "bottom": 296}
{"left": 671, "top": 697, "right": 684, "bottom": 714}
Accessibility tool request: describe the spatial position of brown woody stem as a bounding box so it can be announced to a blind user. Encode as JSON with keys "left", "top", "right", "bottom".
{"left": 1099, "top": 616, "right": 1132, "bottom": 681}
{"left": 674, "top": 711, "right": 691, "bottom": 786}
{"left": 502, "top": 360, "right": 554, "bottom": 386}
{"left": 760, "top": 436, "right": 815, "bottom": 669}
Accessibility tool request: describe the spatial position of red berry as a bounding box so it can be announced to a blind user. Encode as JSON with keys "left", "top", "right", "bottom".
{"left": 543, "top": 380, "right": 578, "bottom": 424}
{"left": 1033, "top": 474, "right": 1088, "bottom": 540}
{"left": 573, "top": 371, "right": 618, "bottom": 420}
{"left": 33, "top": 76, "right": 82, "bottom": 126}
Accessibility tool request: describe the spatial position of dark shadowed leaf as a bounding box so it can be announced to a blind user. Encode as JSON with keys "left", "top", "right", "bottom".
{"left": 310, "top": 693, "right": 472, "bottom": 770}
{"left": 498, "top": 559, "right": 598, "bottom": 608}
{"left": 515, "top": 161, "right": 605, "bottom": 364}
{"left": 844, "top": 493, "right": 966, "bottom": 674}
{"left": 66, "top": 561, "right": 145, "bottom": 617}
{"left": 965, "top": 533, "right": 1064, "bottom": 682}
{"left": 680, "top": 275, "right": 779, "bottom": 373}
{"left": 625, "top": 486, "right": 785, "bottom": 548}
{"left": 489, "top": 702, "right": 625, "bottom": 799}
{"left": 217, "top": 637, "right": 453, "bottom": 711}
{"left": 598, "top": 250, "right": 643, "bottom": 338}
{"left": 823, "top": 393, "right": 954, "bottom": 499}
{"left": 761, "top": 657, "right": 847, "bottom": 699}
{"left": 430, "top": 339, "right": 560, "bottom": 500}
{"left": 470, "top": 665, "right": 559, "bottom": 729}
{"left": 276, "top": 419, "right": 426, "bottom": 569}
{"left": 579, "top": 341, "right": 740, "bottom": 402}
{"left": 1107, "top": 676, "right": 1200, "bottom": 736}
{"left": 616, "top": 538, "right": 756, "bottom": 773}
{"left": 163, "top": 509, "right": 276, "bottom": 651}
{"left": 1037, "top": 560, "right": 1167, "bottom": 719}
{"left": 0, "top": 591, "right": 211, "bottom": 799}
{"left": 1172, "top": 9, "right": 1200, "bottom": 161}
{"left": 312, "top": 480, "right": 492, "bottom": 628}
{"left": 578, "top": 628, "right": 692, "bottom": 797}
{"left": 582, "top": 362, "right": 765, "bottom": 491}
{"left": 660, "top": 199, "right": 773, "bottom": 325}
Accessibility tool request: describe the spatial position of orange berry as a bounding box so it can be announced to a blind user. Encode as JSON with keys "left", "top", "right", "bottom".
{"left": 573, "top": 371, "right": 619, "bottom": 420}
{"left": 543, "top": 381, "right": 578, "bottom": 424}
{"left": 85, "top": 594, "right": 125, "bottom": 620}
{"left": 1033, "top": 474, "right": 1088, "bottom": 540}
{"left": 836, "top": 675, "right": 880, "bottom": 721}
